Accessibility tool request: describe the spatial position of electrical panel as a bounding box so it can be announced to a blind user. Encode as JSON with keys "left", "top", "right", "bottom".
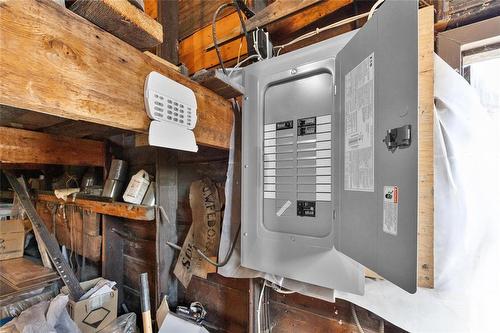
{"left": 241, "top": 0, "right": 419, "bottom": 294}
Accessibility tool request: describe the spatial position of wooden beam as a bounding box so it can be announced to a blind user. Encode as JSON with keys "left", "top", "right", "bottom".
{"left": 0, "top": 126, "right": 105, "bottom": 167}
{"left": 69, "top": 0, "right": 163, "bottom": 49}
{"left": 0, "top": 0, "right": 233, "bottom": 150}
{"left": 37, "top": 193, "right": 155, "bottom": 221}
{"left": 192, "top": 69, "right": 244, "bottom": 99}
{"left": 266, "top": 0, "right": 353, "bottom": 39}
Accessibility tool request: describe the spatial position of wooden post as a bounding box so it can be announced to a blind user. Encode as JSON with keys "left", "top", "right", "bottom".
{"left": 155, "top": 150, "right": 179, "bottom": 308}
{"left": 157, "top": 0, "right": 179, "bottom": 65}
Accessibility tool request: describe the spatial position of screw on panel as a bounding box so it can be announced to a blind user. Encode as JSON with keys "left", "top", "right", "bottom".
{"left": 243, "top": 232, "right": 248, "bottom": 236}
{"left": 290, "top": 68, "right": 298, "bottom": 75}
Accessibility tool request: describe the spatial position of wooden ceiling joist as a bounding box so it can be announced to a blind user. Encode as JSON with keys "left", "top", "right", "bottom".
{"left": 70, "top": 0, "right": 163, "bottom": 49}
{"left": 0, "top": 126, "right": 105, "bottom": 167}
{"left": 0, "top": 0, "right": 233, "bottom": 150}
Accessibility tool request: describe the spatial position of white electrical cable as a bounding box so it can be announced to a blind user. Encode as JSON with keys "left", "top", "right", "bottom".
{"left": 256, "top": 281, "right": 267, "bottom": 333}
{"left": 265, "top": 281, "right": 296, "bottom": 294}
{"left": 351, "top": 304, "right": 366, "bottom": 333}
{"left": 228, "top": 54, "right": 260, "bottom": 77}
{"left": 273, "top": 11, "right": 370, "bottom": 55}
{"left": 368, "top": 0, "right": 385, "bottom": 20}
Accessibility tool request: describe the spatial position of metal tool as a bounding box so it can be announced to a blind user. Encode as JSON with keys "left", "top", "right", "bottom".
{"left": 4, "top": 171, "right": 85, "bottom": 301}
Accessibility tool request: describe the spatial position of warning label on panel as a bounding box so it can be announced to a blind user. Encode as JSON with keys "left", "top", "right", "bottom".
{"left": 383, "top": 185, "right": 398, "bottom": 236}
{"left": 344, "top": 53, "right": 374, "bottom": 192}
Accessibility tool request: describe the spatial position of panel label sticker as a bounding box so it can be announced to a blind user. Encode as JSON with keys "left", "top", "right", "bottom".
{"left": 297, "top": 117, "right": 317, "bottom": 136}
{"left": 297, "top": 200, "right": 316, "bottom": 217}
{"left": 276, "top": 200, "right": 292, "bottom": 216}
{"left": 276, "top": 120, "right": 294, "bottom": 130}
{"left": 383, "top": 185, "right": 398, "bottom": 235}
{"left": 344, "top": 53, "right": 375, "bottom": 192}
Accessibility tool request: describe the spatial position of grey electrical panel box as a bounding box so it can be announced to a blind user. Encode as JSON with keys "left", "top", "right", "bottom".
{"left": 242, "top": 0, "right": 419, "bottom": 294}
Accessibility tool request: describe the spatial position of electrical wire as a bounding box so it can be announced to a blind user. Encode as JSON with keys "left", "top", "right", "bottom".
{"left": 194, "top": 222, "right": 241, "bottom": 268}
{"left": 213, "top": 1, "right": 251, "bottom": 75}
{"left": 264, "top": 281, "right": 296, "bottom": 294}
{"left": 228, "top": 54, "right": 260, "bottom": 77}
{"left": 212, "top": 3, "right": 234, "bottom": 75}
{"left": 351, "top": 304, "right": 366, "bottom": 333}
{"left": 368, "top": 0, "right": 385, "bottom": 20}
{"left": 351, "top": 304, "right": 385, "bottom": 333}
{"left": 257, "top": 280, "right": 267, "bottom": 333}
{"left": 232, "top": 0, "right": 249, "bottom": 39}
{"left": 273, "top": 11, "right": 370, "bottom": 55}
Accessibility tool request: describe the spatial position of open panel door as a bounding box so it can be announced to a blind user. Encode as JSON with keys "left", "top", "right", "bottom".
{"left": 335, "top": 0, "right": 419, "bottom": 293}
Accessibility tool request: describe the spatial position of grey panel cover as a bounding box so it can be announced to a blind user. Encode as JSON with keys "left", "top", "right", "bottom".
{"left": 242, "top": 31, "right": 365, "bottom": 294}
{"left": 335, "top": 0, "right": 419, "bottom": 293}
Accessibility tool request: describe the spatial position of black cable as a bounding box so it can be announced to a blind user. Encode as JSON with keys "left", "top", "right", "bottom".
{"left": 232, "top": 0, "right": 249, "bottom": 39}
{"left": 212, "top": 3, "right": 234, "bottom": 75}
{"left": 194, "top": 223, "right": 241, "bottom": 268}
{"left": 212, "top": 1, "right": 251, "bottom": 75}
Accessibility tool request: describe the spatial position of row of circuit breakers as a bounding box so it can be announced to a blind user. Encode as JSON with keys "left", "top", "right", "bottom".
{"left": 241, "top": 0, "right": 420, "bottom": 295}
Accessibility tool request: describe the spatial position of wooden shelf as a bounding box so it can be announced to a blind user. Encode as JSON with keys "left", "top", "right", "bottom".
{"left": 0, "top": 0, "right": 233, "bottom": 149}
{"left": 36, "top": 193, "right": 155, "bottom": 221}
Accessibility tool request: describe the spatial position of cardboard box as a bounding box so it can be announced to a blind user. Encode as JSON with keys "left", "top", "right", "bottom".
{"left": 0, "top": 219, "right": 25, "bottom": 260}
{"left": 61, "top": 278, "right": 118, "bottom": 333}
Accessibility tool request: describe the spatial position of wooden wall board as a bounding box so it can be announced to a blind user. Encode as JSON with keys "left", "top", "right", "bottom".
{"left": 70, "top": 0, "right": 163, "bottom": 49}
{"left": 0, "top": 126, "right": 105, "bottom": 167}
{"left": 0, "top": 0, "right": 233, "bottom": 149}
{"left": 36, "top": 203, "right": 102, "bottom": 262}
{"left": 144, "top": 0, "right": 158, "bottom": 20}
{"left": 205, "top": 0, "right": 323, "bottom": 50}
{"left": 102, "top": 216, "right": 157, "bottom": 315}
{"left": 417, "top": 6, "right": 434, "bottom": 288}
{"left": 179, "top": 0, "right": 235, "bottom": 41}
{"left": 183, "top": 276, "right": 249, "bottom": 333}
{"left": 179, "top": 12, "right": 248, "bottom": 75}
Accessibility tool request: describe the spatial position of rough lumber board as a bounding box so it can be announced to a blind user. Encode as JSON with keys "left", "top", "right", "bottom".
{"left": 192, "top": 69, "right": 244, "bottom": 99}
{"left": 0, "top": 0, "right": 233, "bottom": 150}
{"left": 143, "top": 51, "right": 180, "bottom": 72}
{"left": 267, "top": 0, "right": 352, "bottom": 39}
{"left": 144, "top": 0, "right": 158, "bottom": 20}
{"left": 417, "top": 6, "right": 434, "bottom": 288}
{"left": 179, "top": 0, "right": 234, "bottom": 40}
{"left": 70, "top": 0, "right": 163, "bottom": 49}
{"left": 0, "top": 126, "right": 105, "bottom": 166}
{"left": 179, "top": 12, "right": 248, "bottom": 74}
{"left": 37, "top": 193, "right": 155, "bottom": 221}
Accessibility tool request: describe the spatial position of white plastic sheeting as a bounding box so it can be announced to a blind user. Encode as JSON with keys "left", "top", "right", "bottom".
{"left": 336, "top": 54, "right": 500, "bottom": 332}
{"left": 3, "top": 294, "right": 79, "bottom": 333}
